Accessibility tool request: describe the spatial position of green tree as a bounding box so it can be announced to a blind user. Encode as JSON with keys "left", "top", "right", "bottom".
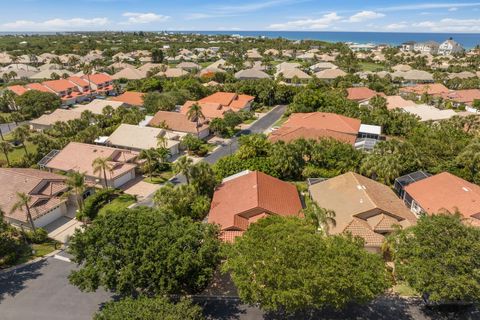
{"left": 455, "top": 138, "right": 480, "bottom": 184}
{"left": 68, "top": 207, "right": 221, "bottom": 296}
{"left": 303, "top": 198, "right": 336, "bottom": 235}
{"left": 154, "top": 183, "right": 211, "bottom": 220}
{"left": 94, "top": 296, "right": 204, "bottom": 320}
{"left": 0, "top": 141, "right": 12, "bottom": 166}
{"left": 64, "top": 172, "right": 87, "bottom": 212}
{"left": 186, "top": 103, "right": 205, "bottom": 138}
{"left": 10, "top": 192, "right": 36, "bottom": 231}
{"left": 92, "top": 157, "right": 114, "bottom": 188}
{"left": 223, "top": 216, "right": 390, "bottom": 312}
{"left": 15, "top": 90, "right": 61, "bottom": 119}
{"left": 12, "top": 125, "right": 31, "bottom": 156}
{"left": 173, "top": 156, "right": 193, "bottom": 184}
{"left": 389, "top": 214, "right": 480, "bottom": 304}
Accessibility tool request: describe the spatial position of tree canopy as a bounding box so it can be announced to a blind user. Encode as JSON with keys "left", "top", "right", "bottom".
{"left": 389, "top": 214, "right": 480, "bottom": 303}
{"left": 94, "top": 296, "right": 204, "bottom": 320}
{"left": 222, "top": 215, "right": 390, "bottom": 313}
{"left": 68, "top": 207, "right": 221, "bottom": 296}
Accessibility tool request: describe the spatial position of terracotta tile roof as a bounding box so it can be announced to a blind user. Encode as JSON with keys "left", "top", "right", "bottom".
{"left": 208, "top": 171, "right": 302, "bottom": 239}
{"left": 309, "top": 172, "right": 416, "bottom": 248}
{"left": 197, "top": 92, "right": 254, "bottom": 111}
{"left": 180, "top": 101, "right": 230, "bottom": 119}
{"left": 85, "top": 73, "right": 112, "bottom": 84}
{"left": 347, "top": 87, "right": 384, "bottom": 101}
{"left": 0, "top": 168, "right": 67, "bottom": 223}
{"left": 42, "top": 79, "right": 77, "bottom": 93}
{"left": 148, "top": 110, "right": 209, "bottom": 134}
{"left": 344, "top": 218, "right": 385, "bottom": 247}
{"left": 440, "top": 89, "right": 480, "bottom": 105}
{"left": 30, "top": 109, "right": 82, "bottom": 127}
{"left": 269, "top": 112, "right": 360, "bottom": 144}
{"left": 269, "top": 126, "right": 357, "bottom": 145}
{"left": 404, "top": 172, "right": 480, "bottom": 218}
{"left": 386, "top": 95, "right": 416, "bottom": 110}
{"left": 7, "top": 85, "right": 29, "bottom": 95}
{"left": 220, "top": 230, "right": 245, "bottom": 243}
{"left": 110, "top": 91, "right": 144, "bottom": 106}
{"left": 26, "top": 83, "right": 53, "bottom": 93}
{"left": 45, "top": 142, "right": 138, "bottom": 180}
{"left": 68, "top": 76, "right": 89, "bottom": 87}
{"left": 400, "top": 83, "right": 450, "bottom": 96}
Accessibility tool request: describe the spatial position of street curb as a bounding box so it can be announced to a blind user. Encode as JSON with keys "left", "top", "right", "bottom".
{"left": 0, "top": 249, "right": 63, "bottom": 275}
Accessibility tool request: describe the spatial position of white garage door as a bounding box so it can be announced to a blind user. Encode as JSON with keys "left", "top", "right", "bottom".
{"left": 113, "top": 170, "right": 134, "bottom": 188}
{"left": 34, "top": 205, "right": 66, "bottom": 228}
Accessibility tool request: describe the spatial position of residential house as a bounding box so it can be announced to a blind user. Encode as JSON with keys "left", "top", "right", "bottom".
{"left": 346, "top": 87, "right": 384, "bottom": 104}
{"left": 106, "top": 124, "right": 181, "bottom": 155}
{"left": 269, "top": 112, "right": 382, "bottom": 150}
{"left": 438, "top": 39, "right": 464, "bottom": 56}
{"left": 110, "top": 91, "right": 144, "bottom": 107}
{"left": 180, "top": 92, "right": 254, "bottom": 119}
{"left": 208, "top": 170, "right": 302, "bottom": 242}
{"left": 401, "top": 104, "right": 457, "bottom": 122}
{"left": 29, "top": 109, "right": 83, "bottom": 131}
{"left": 73, "top": 99, "right": 125, "bottom": 115}
{"left": 308, "top": 172, "right": 416, "bottom": 252}
{"left": 314, "top": 68, "right": 347, "bottom": 80}
{"left": 413, "top": 41, "right": 439, "bottom": 54}
{"left": 394, "top": 172, "right": 480, "bottom": 225}
{"left": 148, "top": 110, "right": 210, "bottom": 139}
{"left": 43, "top": 142, "right": 139, "bottom": 188}
{"left": 112, "top": 67, "right": 147, "bottom": 80}
{"left": 176, "top": 62, "right": 200, "bottom": 72}
{"left": 42, "top": 79, "right": 88, "bottom": 105}
{"left": 82, "top": 73, "right": 114, "bottom": 95}
{"left": 400, "top": 83, "right": 450, "bottom": 99}
{"left": 234, "top": 68, "right": 270, "bottom": 80}
{"left": 0, "top": 168, "right": 69, "bottom": 228}
{"left": 309, "top": 62, "right": 338, "bottom": 72}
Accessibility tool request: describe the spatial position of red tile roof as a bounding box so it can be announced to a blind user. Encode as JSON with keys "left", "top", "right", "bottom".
{"left": 148, "top": 110, "right": 209, "bottom": 134}
{"left": 7, "top": 85, "right": 28, "bottom": 95}
{"left": 405, "top": 172, "right": 480, "bottom": 219}
{"left": 85, "top": 73, "right": 112, "bottom": 84}
{"left": 26, "top": 83, "right": 53, "bottom": 93}
{"left": 110, "top": 91, "right": 144, "bottom": 106}
{"left": 42, "top": 79, "right": 76, "bottom": 93}
{"left": 400, "top": 83, "right": 450, "bottom": 96}
{"left": 347, "top": 87, "right": 384, "bottom": 101}
{"left": 269, "top": 112, "right": 360, "bottom": 144}
{"left": 441, "top": 89, "right": 480, "bottom": 105}
{"left": 68, "top": 76, "right": 89, "bottom": 87}
{"left": 208, "top": 171, "right": 302, "bottom": 240}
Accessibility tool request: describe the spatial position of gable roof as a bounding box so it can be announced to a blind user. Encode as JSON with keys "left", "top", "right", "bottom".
{"left": 400, "top": 83, "right": 449, "bottom": 95}
{"left": 208, "top": 170, "right": 302, "bottom": 233}
{"left": 74, "top": 99, "right": 125, "bottom": 115}
{"left": 107, "top": 124, "right": 180, "bottom": 150}
{"left": 404, "top": 172, "right": 480, "bottom": 218}
{"left": 309, "top": 172, "right": 416, "bottom": 247}
{"left": 110, "top": 91, "right": 144, "bottom": 106}
{"left": 148, "top": 110, "right": 208, "bottom": 134}
{"left": 30, "top": 109, "right": 82, "bottom": 127}
{"left": 0, "top": 168, "right": 67, "bottom": 223}
{"left": 234, "top": 68, "right": 270, "bottom": 79}
{"left": 347, "top": 87, "right": 382, "bottom": 101}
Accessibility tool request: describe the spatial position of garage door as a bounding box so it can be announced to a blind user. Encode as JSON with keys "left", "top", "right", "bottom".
{"left": 113, "top": 170, "right": 134, "bottom": 188}
{"left": 34, "top": 205, "right": 66, "bottom": 228}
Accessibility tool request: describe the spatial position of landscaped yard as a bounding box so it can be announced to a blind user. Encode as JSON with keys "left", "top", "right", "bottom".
{"left": 0, "top": 137, "right": 37, "bottom": 165}
{"left": 15, "top": 239, "right": 59, "bottom": 266}
{"left": 98, "top": 194, "right": 136, "bottom": 216}
{"left": 143, "top": 170, "right": 175, "bottom": 184}
{"left": 359, "top": 62, "right": 386, "bottom": 72}
{"left": 392, "top": 282, "right": 418, "bottom": 297}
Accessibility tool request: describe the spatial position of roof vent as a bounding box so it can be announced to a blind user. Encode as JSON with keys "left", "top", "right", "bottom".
{"left": 462, "top": 187, "right": 470, "bottom": 192}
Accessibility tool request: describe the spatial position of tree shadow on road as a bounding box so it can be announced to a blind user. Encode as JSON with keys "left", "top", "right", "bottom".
{"left": 197, "top": 298, "right": 248, "bottom": 320}
{"left": 0, "top": 259, "right": 47, "bottom": 302}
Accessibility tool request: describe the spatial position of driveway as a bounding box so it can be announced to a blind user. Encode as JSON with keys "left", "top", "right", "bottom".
{"left": 121, "top": 176, "right": 161, "bottom": 201}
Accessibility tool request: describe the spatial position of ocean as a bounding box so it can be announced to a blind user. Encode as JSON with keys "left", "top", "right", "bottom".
{"left": 1, "top": 31, "right": 480, "bottom": 49}
{"left": 185, "top": 31, "right": 480, "bottom": 49}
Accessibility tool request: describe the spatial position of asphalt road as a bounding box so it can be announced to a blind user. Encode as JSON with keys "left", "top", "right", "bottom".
{"left": 0, "top": 122, "right": 20, "bottom": 137}
{"left": 2, "top": 256, "right": 479, "bottom": 320}
{"left": 135, "top": 105, "right": 287, "bottom": 207}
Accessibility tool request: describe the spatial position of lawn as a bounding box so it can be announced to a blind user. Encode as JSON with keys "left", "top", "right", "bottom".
{"left": 98, "top": 194, "right": 136, "bottom": 216}
{"left": 15, "top": 239, "right": 59, "bottom": 265}
{"left": 143, "top": 170, "right": 175, "bottom": 184}
{"left": 359, "top": 62, "right": 386, "bottom": 72}
{"left": 243, "top": 117, "right": 257, "bottom": 125}
{"left": 0, "top": 132, "right": 38, "bottom": 165}
{"left": 273, "top": 116, "right": 288, "bottom": 127}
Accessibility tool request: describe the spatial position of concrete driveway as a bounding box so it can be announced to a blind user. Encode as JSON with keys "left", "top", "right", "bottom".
{"left": 121, "top": 176, "right": 160, "bottom": 201}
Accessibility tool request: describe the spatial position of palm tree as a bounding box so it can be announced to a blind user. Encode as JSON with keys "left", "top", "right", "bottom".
{"left": 10, "top": 192, "right": 36, "bottom": 231}
{"left": 173, "top": 156, "right": 193, "bottom": 184}
{"left": 0, "top": 115, "right": 7, "bottom": 140}
{"left": 10, "top": 55, "right": 20, "bottom": 70}
{"left": 12, "top": 125, "right": 31, "bottom": 156}
{"left": 92, "top": 157, "right": 114, "bottom": 188}
{"left": 156, "top": 147, "right": 171, "bottom": 169}
{"left": 303, "top": 200, "right": 336, "bottom": 235}
{"left": 83, "top": 64, "right": 94, "bottom": 99}
{"left": 157, "top": 133, "right": 168, "bottom": 149}
{"left": 64, "top": 172, "right": 87, "bottom": 212}
{"left": 0, "top": 141, "right": 12, "bottom": 166}
{"left": 186, "top": 103, "right": 205, "bottom": 138}
{"left": 139, "top": 148, "right": 159, "bottom": 180}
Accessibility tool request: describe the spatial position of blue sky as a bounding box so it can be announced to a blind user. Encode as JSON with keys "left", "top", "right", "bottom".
{"left": 1, "top": 0, "right": 480, "bottom": 32}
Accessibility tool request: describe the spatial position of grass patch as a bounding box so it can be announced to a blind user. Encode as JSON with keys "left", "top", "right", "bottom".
{"left": 0, "top": 132, "right": 37, "bottom": 165}
{"left": 98, "top": 194, "right": 136, "bottom": 216}
{"left": 15, "top": 239, "right": 59, "bottom": 265}
{"left": 143, "top": 170, "right": 175, "bottom": 184}
{"left": 392, "top": 282, "right": 419, "bottom": 297}
{"left": 359, "top": 62, "right": 386, "bottom": 72}
{"left": 273, "top": 116, "right": 288, "bottom": 127}
{"left": 243, "top": 117, "right": 257, "bottom": 125}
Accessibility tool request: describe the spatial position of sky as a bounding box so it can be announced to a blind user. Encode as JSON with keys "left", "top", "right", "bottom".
{"left": 1, "top": 0, "right": 480, "bottom": 33}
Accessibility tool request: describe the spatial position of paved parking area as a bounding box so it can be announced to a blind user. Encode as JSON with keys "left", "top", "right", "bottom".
{"left": 121, "top": 177, "right": 160, "bottom": 201}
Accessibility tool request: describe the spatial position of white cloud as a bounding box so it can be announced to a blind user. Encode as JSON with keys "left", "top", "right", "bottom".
{"left": 413, "top": 18, "right": 480, "bottom": 32}
{"left": 378, "top": 2, "right": 480, "bottom": 12}
{"left": 268, "top": 12, "right": 342, "bottom": 30}
{"left": 448, "top": 7, "right": 458, "bottom": 11}
{"left": 2, "top": 17, "right": 109, "bottom": 30}
{"left": 385, "top": 23, "right": 408, "bottom": 30}
{"left": 122, "top": 12, "right": 170, "bottom": 24}
{"left": 347, "top": 11, "right": 385, "bottom": 23}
